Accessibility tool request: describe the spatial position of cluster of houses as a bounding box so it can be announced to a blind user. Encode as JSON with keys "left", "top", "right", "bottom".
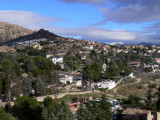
{"left": 11, "top": 38, "right": 48, "bottom": 47}
{"left": 1, "top": 36, "right": 160, "bottom": 90}
{"left": 127, "top": 58, "right": 160, "bottom": 73}
{"left": 45, "top": 51, "right": 65, "bottom": 69}
{"left": 57, "top": 71, "right": 82, "bottom": 88}
{"left": 38, "top": 41, "right": 160, "bottom": 90}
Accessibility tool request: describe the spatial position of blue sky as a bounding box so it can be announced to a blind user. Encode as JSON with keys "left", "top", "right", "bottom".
{"left": 0, "top": 0, "right": 160, "bottom": 44}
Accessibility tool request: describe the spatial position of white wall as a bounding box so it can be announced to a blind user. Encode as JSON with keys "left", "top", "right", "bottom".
{"left": 60, "top": 75, "right": 73, "bottom": 84}
{"left": 96, "top": 80, "right": 116, "bottom": 89}
{"left": 51, "top": 57, "right": 63, "bottom": 64}
{"left": 76, "top": 80, "right": 82, "bottom": 87}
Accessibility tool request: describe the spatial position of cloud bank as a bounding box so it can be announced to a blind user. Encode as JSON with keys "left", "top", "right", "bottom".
{"left": 0, "top": 10, "right": 159, "bottom": 44}
{"left": 53, "top": 27, "right": 136, "bottom": 42}
{"left": 0, "top": 10, "right": 64, "bottom": 29}
{"left": 101, "top": 0, "right": 160, "bottom": 23}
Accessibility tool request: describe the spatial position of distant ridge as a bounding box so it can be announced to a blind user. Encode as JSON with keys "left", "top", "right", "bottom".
{"left": 0, "top": 22, "right": 33, "bottom": 43}
{"left": 139, "top": 42, "right": 160, "bottom": 46}
{"left": 109, "top": 42, "right": 124, "bottom": 46}
{"left": 2, "top": 29, "right": 59, "bottom": 45}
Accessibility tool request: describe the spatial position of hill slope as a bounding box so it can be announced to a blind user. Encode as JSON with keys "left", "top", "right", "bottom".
{"left": 0, "top": 22, "right": 33, "bottom": 43}
{"left": 2, "top": 29, "right": 60, "bottom": 45}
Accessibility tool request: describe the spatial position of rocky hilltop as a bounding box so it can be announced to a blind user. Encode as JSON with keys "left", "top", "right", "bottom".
{"left": 0, "top": 22, "right": 33, "bottom": 43}
{"left": 2, "top": 29, "right": 60, "bottom": 46}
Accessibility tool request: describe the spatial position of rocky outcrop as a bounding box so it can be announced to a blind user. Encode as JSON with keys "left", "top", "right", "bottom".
{"left": 0, "top": 22, "right": 33, "bottom": 43}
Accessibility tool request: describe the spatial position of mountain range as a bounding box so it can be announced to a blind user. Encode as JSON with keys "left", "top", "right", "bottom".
{"left": 139, "top": 42, "right": 160, "bottom": 46}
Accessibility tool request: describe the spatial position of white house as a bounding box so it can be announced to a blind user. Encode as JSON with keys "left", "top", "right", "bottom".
{"left": 102, "top": 63, "right": 107, "bottom": 73}
{"left": 94, "top": 80, "right": 116, "bottom": 89}
{"left": 84, "top": 45, "right": 94, "bottom": 50}
{"left": 113, "top": 49, "right": 122, "bottom": 53}
{"left": 147, "top": 50, "right": 153, "bottom": 54}
{"left": 51, "top": 56, "right": 63, "bottom": 64}
{"left": 59, "top": 74, "right": 73, "bottom": 84}
{"left": 144, "top": 64, "right": 151, "bottom": 68}
{"left": 123, "top": 49, "right": 129, "bottom": 53}
{"left": 152, "top": 64, "right": 159, "bottom": 69}
{"left": 45, "top": 53, "right": 53, "bottom": 58}
{"left": 76, "top": 80, "right": 82, "bottom": 87}
{"left": 129, "top": 72, "right": 135, "bottom": 78}
{"left": 81, "top": 55, "right": 87, "bottom": 60}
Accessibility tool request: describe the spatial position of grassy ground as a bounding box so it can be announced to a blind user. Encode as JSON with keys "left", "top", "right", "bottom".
{"left": 120, "top": 78, "right": 137, "bottom": 85}
{"left": 117, "top": 84, "right": 146, "bottom": 97}
{"left": 55, "top": 93, "right": 101, "bottom": 103}
{"left": 116, "top": 73, "right": 160, "bottom": 98}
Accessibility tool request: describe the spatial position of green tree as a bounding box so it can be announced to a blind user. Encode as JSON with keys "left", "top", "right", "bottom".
{"left": 19, "top": 76, "right": 32, "bottom": 96}
{"left": 13, "top": 96, "right": 44, "bottom": 120}
{"left": 0, "top": 107, "right": 15, "bottom": 120}
{"left": 99, "top": 95, "right": 113, "bottom": 120}
{"left": 105, "top": 66, "right": 121, "bottom": 78}
{"left": 43, "top": 96, "right": 55, "bottom": 109}
{"left": 123, "top": 94, "right": 143, "bottom": 108}
{"left": 34, "top": 76, "right": 46, "bottom": 96}
{"left": 156, "top": 87, "right": 160, "bottom": 111}
{"left": 144, "top": 87, "right": 156, "bottom": 110}
{"left": 64, "top": 56, "right": 79, "bottom": 71}
{"left": 53, "top": 101, "right": 73, "bottom": 120}
{"left": 1, "top": 59, "right": 22, "bottom": 101}
{"left": 23, "top": 59, "right": 36, "bottom": 73}
{"left": 123, "top": 68, "right": 132, "bottom": 76}
{"left": 76, "top": 105, "right": 95, "bottom": 120}
{"left": 10, "top": 72, "right": 22, "bottom": 99}
{"left": 91, "top": 62, "right": 102, "bottom": 74}
{"left": 86, "top": 95, "right": 112, "bottom": 120}
{"left": 83, "top": 63, "right": 101, "bottom": 81}
{"left": 105, "top": 70, "right": 112, "bottom": 79}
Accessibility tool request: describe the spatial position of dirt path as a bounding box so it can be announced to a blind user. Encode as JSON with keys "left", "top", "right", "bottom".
{"left": 0, "top": 78, "right": 142, "bottom": 106}
{"left": 112, "top": 78, "right": 142, "bottom": 98}
{"left": 0, "top": 91, "right": 94, "bottom": 107}
{"left": 36, "top": 91, "right": 93, "bottom": 102}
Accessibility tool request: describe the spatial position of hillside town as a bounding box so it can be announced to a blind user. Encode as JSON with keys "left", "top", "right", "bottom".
{"left": 2, "top": 0, "right": 160, "bottom": 118}
{"left": 0, "top": 29, "right": 160, "bottom": 119}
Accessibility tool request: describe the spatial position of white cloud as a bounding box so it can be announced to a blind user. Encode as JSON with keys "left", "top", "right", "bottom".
{"left": 98, "top": 0, "right": 160, "bottom": 23}
{"left": 52, "top": 27, "right": 136, "bottom": 42}
{"left": 0, "top": 10, "right": 158, "bottom": 44}
{"left": 0, "top": 10, "right": 64, "bottom": 29}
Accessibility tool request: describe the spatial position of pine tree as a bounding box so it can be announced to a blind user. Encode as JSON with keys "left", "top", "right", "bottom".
{"left": 34, "top": 76, "right": 46, "bottom": 96}
{"left": 10, "top": 72, "right": 22, "bottom": 99}
{"left": 53, "top": 101, "right": 74, "bottom": 120}
{"left": 19, "top": 76, "right": 32, "bottom": 96}
{"left": 86, "top": 95, "right": 113, "bottom": 120}
{"left": 99, "top": 95, "right": 113, "bottom": 120}
{"left": 76, "top": 105, "right": 95, "bottom": 120}
{"left": 156, "top": 87, "right": 160, "bottom": 111}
